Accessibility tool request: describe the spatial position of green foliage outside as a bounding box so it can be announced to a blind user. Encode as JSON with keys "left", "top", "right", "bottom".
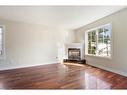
{"left": 88, "top": 27, "right": 110, "bottom": 55}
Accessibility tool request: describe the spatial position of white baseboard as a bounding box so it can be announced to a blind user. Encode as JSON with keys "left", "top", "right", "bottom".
{"left": 0, "top": 59, "right": 60, "bottom": 71}
{"left": 1, "top": 59, "right": 127, "bottom": 78}
{"left": 87, "top": 63, "right": 127, "bottom": 77}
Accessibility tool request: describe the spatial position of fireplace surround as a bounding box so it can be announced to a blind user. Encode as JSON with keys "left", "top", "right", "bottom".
{"left": 63, "top": 43, "right": 85, "bottom": 63}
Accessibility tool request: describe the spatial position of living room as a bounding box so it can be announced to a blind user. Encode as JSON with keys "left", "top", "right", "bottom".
{"left": 0, "top": 4, "right": 127, "bottom": 93}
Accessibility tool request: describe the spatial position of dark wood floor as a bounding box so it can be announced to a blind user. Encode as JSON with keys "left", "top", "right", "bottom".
{"left": 0, "top": 62, "right": 127, "bottom": 89}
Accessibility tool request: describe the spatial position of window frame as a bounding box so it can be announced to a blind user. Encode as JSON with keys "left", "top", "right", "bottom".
{"left": 85, "top": 23, "right": 113, "bottom": 59}
{"left": 0, "top": 25, "right": 5, "bottom": 60}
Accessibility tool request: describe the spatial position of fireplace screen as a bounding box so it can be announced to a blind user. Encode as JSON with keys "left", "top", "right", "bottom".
{"left": 68, "top": 48, "right": 81, "bottom": 60}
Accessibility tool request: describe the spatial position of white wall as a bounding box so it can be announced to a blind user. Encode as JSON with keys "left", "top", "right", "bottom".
{"left": 74, "top": 8, "right": 127, "bottom": 76}
{"left": 0, "top": 19, "right": 74, "bottom": 70}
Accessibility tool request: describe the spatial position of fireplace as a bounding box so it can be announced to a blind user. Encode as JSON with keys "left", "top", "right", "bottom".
{"left": 63, "top": 43, "right": 85, "bottom": 63}
{"left": 68, "top": 48, "right": 81, "bottom": 60}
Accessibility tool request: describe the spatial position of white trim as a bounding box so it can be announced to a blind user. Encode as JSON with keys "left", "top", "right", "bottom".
{"left": 87, "top": 63, "right": 127, "bottom": 77}
{"left": 64, "top": 42, "right": 84, "bottom": 60}
{"left": 0, "top": 25, "right": 6, "bottom": 60}
{"left": 85, "top": 54, "right": 112, "bottom": 60}
{"left": 85, "top": 23, "right": 112, "bottom": 59}
{"left": 0, "top": 60, "right": 59, "bottom": 71}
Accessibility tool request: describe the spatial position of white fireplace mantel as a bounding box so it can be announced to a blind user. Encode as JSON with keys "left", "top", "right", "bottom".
{"left": 64, "top": 42, "right": 85, "bottom": 60}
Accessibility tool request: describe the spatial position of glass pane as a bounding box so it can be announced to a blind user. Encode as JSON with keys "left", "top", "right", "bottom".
{"left": 88, "top": 41, "right": 91, "bottom": 49}
{"left": 98, "top": 28, "right": 103, "bottom": 43}
{"left": 97, "top": 25, "right": 111, "bottom": 57}
{"left": 91, "top": 31, "right": 96, "bottom": 55}
{"left": 88, "top": 30, "right": 97, "bottom": 55}
{"left": 92, "top": 31, "right": 96, "bottom": 42}
{"left": 88, "top": 49, "right": 92, "bottom": 54}
{"left": 91, "top": 46, "right": 96, "bottom": 54}
{"left": 104, "top": 25, "right": 111, "bottom": 43}
{"left": 103, "top": 25, "right": 111, "bottom": 56}
{"left": 88, "top": 32, "right": 91, "bottom": 41}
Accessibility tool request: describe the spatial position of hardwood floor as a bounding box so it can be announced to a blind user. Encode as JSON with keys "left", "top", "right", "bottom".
{"left": 0, "top": 62, "right": 127, "bottom": 89}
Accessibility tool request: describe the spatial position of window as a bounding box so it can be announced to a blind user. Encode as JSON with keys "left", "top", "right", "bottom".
{"left": 85, "top": 24, "right": 112, "bottom": 58}
{"left": 0, "top": 26, "right": 5, "bottom": 58}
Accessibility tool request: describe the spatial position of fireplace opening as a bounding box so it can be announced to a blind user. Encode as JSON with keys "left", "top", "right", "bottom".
{"left": 68, "top": 48, "right": 81, "bottom": 60}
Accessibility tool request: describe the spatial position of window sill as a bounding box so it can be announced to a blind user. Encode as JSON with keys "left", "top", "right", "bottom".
{"left": 85, "top": 54, "right": 112, "bottom": 60}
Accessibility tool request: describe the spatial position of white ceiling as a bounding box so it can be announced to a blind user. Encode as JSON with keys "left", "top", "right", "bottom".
{"left": 0, "top": 6, "right": 126, "bottom": 29}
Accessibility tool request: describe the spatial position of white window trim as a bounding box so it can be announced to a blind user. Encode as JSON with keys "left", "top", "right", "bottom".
{"left": 85, "top": 23, "right": 113, "bottom": 59}
{"left": 0, "top": 25, "right": 5, "bottom": 60}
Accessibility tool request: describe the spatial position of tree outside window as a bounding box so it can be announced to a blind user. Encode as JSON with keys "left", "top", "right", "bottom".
{"left": 86, "top": 24, "right": 111, "bottom": 57}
